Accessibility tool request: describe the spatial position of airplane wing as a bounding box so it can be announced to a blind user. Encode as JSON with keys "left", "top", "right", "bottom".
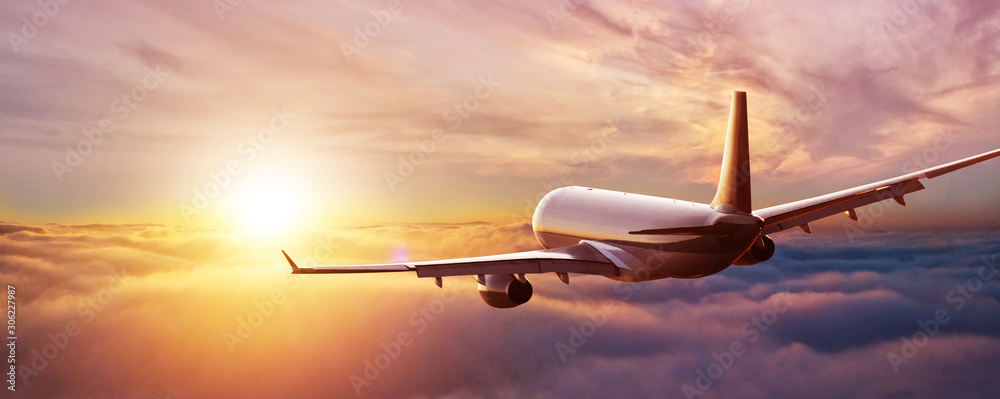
{"left": 281, "top": 241, "right": 621, "bottom": 279}
{"left": 754, "top": 148, "right": 1000, "bottom": 235}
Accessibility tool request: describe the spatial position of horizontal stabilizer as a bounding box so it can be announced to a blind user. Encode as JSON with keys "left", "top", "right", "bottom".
{"left": 629, "top": 221, "right": 742, "bottom": 236}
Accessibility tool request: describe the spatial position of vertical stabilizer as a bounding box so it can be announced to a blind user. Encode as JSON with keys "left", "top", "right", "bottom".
{"left": 710, "top": 91, "right": 752, "bottom": 213}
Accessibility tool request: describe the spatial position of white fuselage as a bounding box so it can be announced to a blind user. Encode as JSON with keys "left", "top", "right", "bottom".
{"left": 532, "top": 187, "right": 762, "bottom": 281}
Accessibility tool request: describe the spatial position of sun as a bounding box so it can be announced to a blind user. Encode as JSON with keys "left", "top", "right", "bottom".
{"left": 231, "top": 180, "right": 301, "bottom": 231}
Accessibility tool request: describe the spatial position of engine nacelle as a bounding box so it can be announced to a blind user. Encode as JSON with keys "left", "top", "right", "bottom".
{"left": 734, "top": 235, "right": 775, "bottom": 266}
{"left": 478, "top": 274, "right": 533, "bottom": 308}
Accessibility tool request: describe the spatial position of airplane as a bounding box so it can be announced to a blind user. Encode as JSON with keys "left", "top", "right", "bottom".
{"left": 282, "top": 91, "right": 1000, "bottom": 308}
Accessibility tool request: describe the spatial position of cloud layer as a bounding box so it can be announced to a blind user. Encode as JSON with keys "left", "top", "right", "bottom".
{"left": 2, "top": 222, "right": 999, "bottom": 398}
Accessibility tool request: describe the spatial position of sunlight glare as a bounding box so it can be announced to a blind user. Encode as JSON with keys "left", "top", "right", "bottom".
{"left": 233, "top": 180, "right": 301, "bottom": 231}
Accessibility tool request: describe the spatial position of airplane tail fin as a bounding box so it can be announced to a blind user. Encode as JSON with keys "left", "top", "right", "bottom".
{"left": 709, "top": 91, "right": 752, "bottom": 213}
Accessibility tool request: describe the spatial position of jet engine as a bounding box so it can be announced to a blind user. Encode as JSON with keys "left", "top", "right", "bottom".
{"left": 734, "top": 235, "right": 775, "bottom": 266}
{"left": 478, "top": 274, "right": 533, "bottom": 308}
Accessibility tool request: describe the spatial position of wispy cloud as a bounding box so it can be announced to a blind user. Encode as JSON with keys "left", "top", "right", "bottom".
{"left": 1, "top": 0, "right": 998, "bottom": 225}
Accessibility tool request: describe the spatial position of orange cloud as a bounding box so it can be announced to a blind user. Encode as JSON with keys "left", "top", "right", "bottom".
{"left": 3, "top": 222, "right": 1000, "bottom": 397}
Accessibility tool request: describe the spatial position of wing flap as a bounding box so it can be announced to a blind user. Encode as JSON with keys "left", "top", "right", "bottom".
{"left": 761, "top": 179, "right": 925, "bottom": 234}
{"left": 297, "top": 264, "right": 413, "bottom": 274}
{"left": 414, "top": 259, "right": 616, "bottom": 278}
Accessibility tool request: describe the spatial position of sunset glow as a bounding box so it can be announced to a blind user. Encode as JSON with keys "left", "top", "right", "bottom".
{"left": 2, "top": 0, "right": 1000, "bottom": 398}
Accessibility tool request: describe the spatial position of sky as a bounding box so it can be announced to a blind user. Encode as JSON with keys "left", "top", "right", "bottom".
{"left": 2, "top": 0, "right": 1000, "bottom": 398}
{"left": 1, "top": 0, "right": 999, "bottom": 227}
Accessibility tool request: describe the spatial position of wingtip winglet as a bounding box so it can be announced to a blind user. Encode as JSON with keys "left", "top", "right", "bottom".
{"left": 281, "top": 250, "right": 299, "bottom": 272}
